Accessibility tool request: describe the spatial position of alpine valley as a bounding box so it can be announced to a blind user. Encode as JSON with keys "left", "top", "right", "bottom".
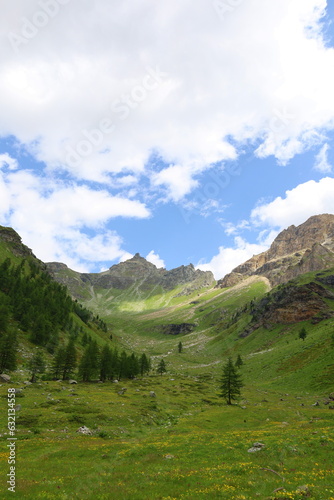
{"left": 0, "top": 214, "right": 334, "bottom": 500}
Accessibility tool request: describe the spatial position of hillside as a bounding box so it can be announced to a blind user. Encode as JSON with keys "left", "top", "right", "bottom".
{"left": 1, "top": 219, "right": 334, "bottom": 499}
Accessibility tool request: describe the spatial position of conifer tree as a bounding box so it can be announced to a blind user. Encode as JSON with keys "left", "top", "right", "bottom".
{"left": 0, "top": 332, "right": 17, "bottom": 372}
{"left": 220, "top": 357, "right": 243, "bottom": 405}
{"left": 99, "top": 344, "right": 113, "bottom": 382}
{"left": 52, "top": 345, "right": 66, "bottom": 379}
{"left": 140, "top": 353, "right": 150, "bottom": 376}
{"left": 235, "top": 354, "right": 243, "bottom": 368}
{"left": 299, "top": 327, "right": 307, "bottom": 341}
{"left": 62, "top": 339, "right": 77, "bottom": 380}
{"left": 78, "top": 341, "right": 99, "bottom": 382}
{"left": 178, "top": 341, "right": 183, "bottom": 353}
{"left": 28, "top": 349, "right": 45, "bottom": 383}
{"left": 157, "top": 358, "right": 167, "bottom": 376}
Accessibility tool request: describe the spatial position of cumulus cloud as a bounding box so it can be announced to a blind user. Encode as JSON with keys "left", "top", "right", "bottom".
{"left": 314, "top": 143, "right": 332, "bottom": 172}
{"left": 196, "top": 236, "right": 269, "bottom": 279}
{"left": 146, "top": 250, "right": 165, "bottom": 268}
{"left": 0, "top": 0, "right": 334, "bottom": 200}
{"left": 0, "top": 158, "right": 150, "bottom": 270}
{"left": 251, "top": 177, "right": 334, "bottom": 230}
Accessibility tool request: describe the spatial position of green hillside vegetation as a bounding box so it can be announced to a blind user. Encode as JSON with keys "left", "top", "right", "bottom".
{"left": 1, "top": 229, "right": 334, "bottom": 499}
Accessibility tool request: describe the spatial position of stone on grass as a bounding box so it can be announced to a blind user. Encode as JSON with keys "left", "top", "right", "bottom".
{"left": 77, "top": 426, "right": 92, "bottom": 435}
{"left": 248, "top": 442, "right": 265, "bottom": 453}
{"left": 0, "top": 374, "right": 11, "bottom": 383}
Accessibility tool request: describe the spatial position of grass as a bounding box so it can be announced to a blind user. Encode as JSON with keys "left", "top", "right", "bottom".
{"left": 1, "top": 265, "right": 334, "bottom": 498}
{"left": 1, "top": 375, "right": 334, "bottom": 499}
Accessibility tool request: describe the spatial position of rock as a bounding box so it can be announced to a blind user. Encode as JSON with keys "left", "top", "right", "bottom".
{"left": 159, "top": 323, "right": 196, "bottom": 335}
{"left": 68, "top": 379, "right": 77, "bottom": 384}
{"left": 312, "top": 402, "right": 320, "bottom": 406}
{"left": 15, "top": 405, "right": 22, "bottom": 411}
{"left": 297, "top": 485, "right": 310, "bottom": 495}
{"left": 164, "top": 454, "right": 174, "bottom": 459}
{"left": 149, "top": 391, "right": 156, "bottom": 398}
{"left": 77, "top": 426, "right": 92, "bottom": 435}
{"left": 248, "top": 442, "right": 265, "bottom": 453}
{"left": 118, "top": 388, "right": 127, "bottom": 395}
{"left": 23, "top": 381, "right": 32, "bottom": 385}
{"left": 113, "top": 379, "right": 119, "bottom": 383}
{"left": 0, "top": 374, "right": 11, "bottom": 383}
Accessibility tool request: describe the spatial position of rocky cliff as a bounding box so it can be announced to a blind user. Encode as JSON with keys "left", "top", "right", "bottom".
{"left": 217, "top": 214, "right": 334, "bottom": 288}
{"left": 46, "top": 253, "right": 215, "bottom": 299}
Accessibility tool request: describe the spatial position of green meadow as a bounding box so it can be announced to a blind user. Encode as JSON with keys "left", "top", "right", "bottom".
{"left": 1, "top": 274, "right": 334, "bottom": 499}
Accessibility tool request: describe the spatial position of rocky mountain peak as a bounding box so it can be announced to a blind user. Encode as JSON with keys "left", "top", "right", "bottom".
{"left": 217, "top": 214, "right": 334, "bottom": 288}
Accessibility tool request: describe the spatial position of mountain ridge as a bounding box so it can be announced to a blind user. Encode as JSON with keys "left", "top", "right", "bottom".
{"left": 217, "top": 213, "right": 334, "bottom": 288}
{"left": 46, "top": 252, "right": 215, "bottom": 301}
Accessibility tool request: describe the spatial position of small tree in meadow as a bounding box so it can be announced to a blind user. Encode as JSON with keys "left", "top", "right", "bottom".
{"left": 235, "top": 354, "right": 243, "bottom": 368}
{"left": 178, "top": 341, "right": 183, "bottom": 353}
{"left": 157, "top": 358, "right": 167, "bottom": 376}
{"left": 299, "top": 327, "right": 307, "bottom": 341}
{"left": 220, "top": 357, "right": 243, "bottom": 405}
{"left": 28, "top": 350, "right": 46, "bottom": 383}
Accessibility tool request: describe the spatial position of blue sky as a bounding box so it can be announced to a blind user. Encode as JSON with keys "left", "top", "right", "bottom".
{"left": 1, "top": 0, "right": 334, "bottom": 278}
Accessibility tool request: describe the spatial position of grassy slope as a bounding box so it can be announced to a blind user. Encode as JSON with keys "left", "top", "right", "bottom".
{"left": 1, "top": 245, "right": 334, "bottom": 498}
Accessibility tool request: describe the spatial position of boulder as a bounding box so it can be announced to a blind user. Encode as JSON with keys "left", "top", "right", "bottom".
{"left": 0, "top": 374, "right": 11, "bottom": 383}
{"left": 77, "top": 426, "right": 92, "bottom": 435}
{"left": 68, "top": 379, "right": 77, "bottom": 384}
{"left": 248, "top": 442, "right": 265, "bottom": 453}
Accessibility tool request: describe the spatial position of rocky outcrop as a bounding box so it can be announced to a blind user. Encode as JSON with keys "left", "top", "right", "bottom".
{"left": 217, "top": 214, "right": 334, "bottom": 288}
{"left": 158, "top": 323, "right": 196, "bottom": 335}
{"left": 0, "top": 226, "right": 41, "bottom": 261}
{"left": 241, "top": 281, "right": 334, "bottom": 336}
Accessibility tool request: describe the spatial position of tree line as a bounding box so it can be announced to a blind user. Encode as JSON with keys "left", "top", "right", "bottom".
{"left": 0, "top": 257, "right": 107, "bottom": 372}
{"left": 26, "top": 339, "right": 152, "bottom": 383}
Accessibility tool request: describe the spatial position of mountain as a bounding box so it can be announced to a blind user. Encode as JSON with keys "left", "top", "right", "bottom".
{"left": 217, "top": 214, "right": 334, "bottom": 288}
{"left": 46, "top": 252, "right": 215, "bottom": 301}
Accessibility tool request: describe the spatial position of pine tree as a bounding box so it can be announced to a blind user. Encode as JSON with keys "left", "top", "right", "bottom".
{"left": 0, "top": 332, "right": 17, "bottom": 372}
{"left": 118, "top": 350, "right": 128, "bottom": 380}
{"left": 299, "top": 327, "right": 307, "bottom": 341}
{"left": 220, "top": 357, "right": 243, "bottom": 405}
{"left": 128, "top": 353, "right": 140, "bottom": 379}
{"left": 52, "top": 345, "right": 66, "bottom": 379}
{"left": 78, "top": 341, "right": 99, "bottom": 382}
{"left": 140, "top": 353, "right": 150, "bottom": 376}
{"left": 157, "top": 358, "right": 167, "bottom": 376}
{"left": 178, "top": 341, "right": 183, "bottom": 353}
{"left": 235, "top": 354, "right": 243, "bottom": 368}
{"left": 28, "top": 349, "right": 45, "bottom": 383}
{"left": 99, "top": 344, "right": 113, "bottom": 382}
{"left": 62, "top": 339, "right": 77, "bottom": 380}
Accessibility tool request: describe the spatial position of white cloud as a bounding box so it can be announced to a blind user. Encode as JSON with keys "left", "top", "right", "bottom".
{"left": 0, "top": 0, "right": 334, "bottom": 197}
{"left": 0, "top": 163, "right": 150, "bottom": 270}
{"left": 146, "top": 250, "right": 165, "bottom": 268}
{"left": 196, "top": 236, "right": 269, "bottom": 279}
{"left": 151, "top": 165, "right": 200, "bottom": 202}
{"left": 251, "top": 177, "right": 334, "bottom": 229}
{"left": 0, "top": 153, "right": 18, "bottom": 170}
{"left": 314, "top": 143, "right": 332, "bottom": 172}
